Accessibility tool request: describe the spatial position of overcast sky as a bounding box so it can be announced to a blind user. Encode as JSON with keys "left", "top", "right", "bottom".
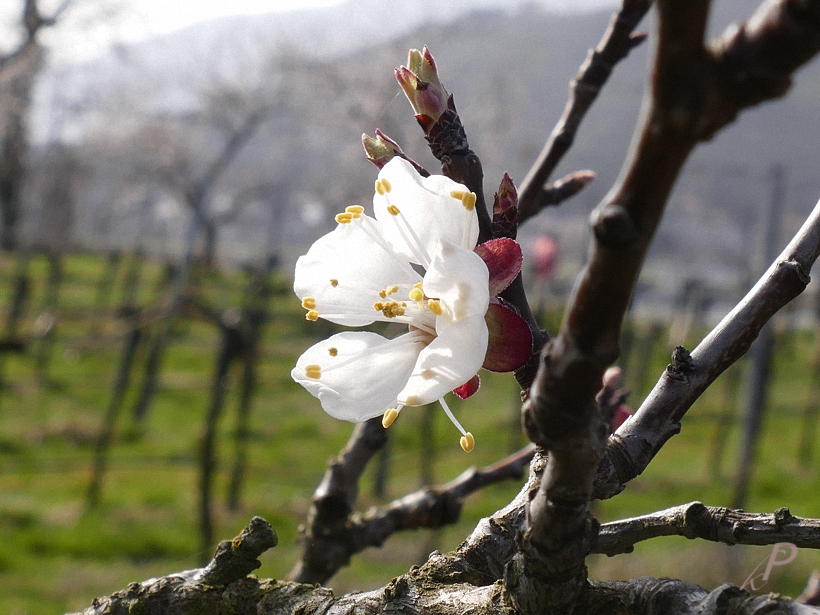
{"left": 1, "top": 0, "right": 618, "bottom": 63}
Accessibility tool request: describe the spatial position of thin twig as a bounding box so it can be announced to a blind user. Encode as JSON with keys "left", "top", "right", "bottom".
{"left": 594, "top": 502, "right": 820, "bottom": 556}
{"left": 517, "top": 0, "right": 651, "bottom": 224}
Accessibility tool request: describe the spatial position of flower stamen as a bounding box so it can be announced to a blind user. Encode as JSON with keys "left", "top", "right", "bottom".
{"left": 335, "top": 212, "right": 353, "bottom": 224}
{"left": 305, "top": 310, "right": 319, "bottom": 321}
{"left": 450, "top": 190, "right": 477, "bottom": 211}
{"left": 438, "top": 396, "right": 474, "bottom": 452}
{"left": 305, "top": 364, "right": 322, "bottom": 379}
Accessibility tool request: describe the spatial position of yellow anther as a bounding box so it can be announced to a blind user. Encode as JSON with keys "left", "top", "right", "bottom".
{"left": 378, "top": 301, "right": 405, "bottom": 318}
{"left": 305, "top": 364, "right": 322, "bottom": 379}
{"left": 345, "top": 205, "right": 365, "bottom": 215}
{"left": 461, "top": 192, "right": 477, "bottom": 211}
{"left": 427, "top": 299, "right": 443, "bottom": 315}
{"left": 404, "top": 395, "right": 421, "bottom": 406}
{"left": 379, "top": 289, "right": 387, "bottom": 298}
{"left": 330, "top": 279, "right": 339, "bottom": 287}
{"left": 388, "top": 285, "right": 399, "bottom": 295}
{"left": 301, "top": 297, "right": 316, "bottom": 310}
{"left": 460, "top": 432, "right": 475, "bottom": 453}
{"left": 450, "top": 190, "right": 468, "bottom": 200}
{"left": 375, "top": 179, "right": 392, "bottom": 195}
{"left": 420, "top": 368, "right": 436, "bottom": 380}
{"left": 409, "top": 287, "right": 424, "bottom": 301}
{"left": 387, "top": 204, "right": 400, "bottom": 216}
{"left": 305, "top": 310, "right": 319, "bottom": 321}
{"left": 382, "top": 408, "right": 399, "bottom": 428}
{"left": 335, "top": 212, "right": 353, "bottom": 224}
{"left": 328, "top": 347, "right": 338, "bottom": 357}
{"left": 413, "top": 282, "right": 423, "bottom": 289}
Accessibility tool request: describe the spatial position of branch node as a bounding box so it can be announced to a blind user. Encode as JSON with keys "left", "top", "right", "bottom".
{"left": 592, "top": 204, "right": 640, "bottom": 249}
{"left": 666, "top": 346, "right": 695, "bottom": 381}
{"left": 783, "top": 258, "right": 811, "bottom": 286}
{"left": 773, "top": 507, "right": 794, "bottom": 528}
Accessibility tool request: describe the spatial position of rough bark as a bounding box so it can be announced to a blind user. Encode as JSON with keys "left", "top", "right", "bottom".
{"left": 68, "top": 515, "right": 820, "bottom": 615}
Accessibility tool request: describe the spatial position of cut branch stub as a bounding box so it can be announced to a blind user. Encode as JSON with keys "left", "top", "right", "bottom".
{"left": 199, "top": 516, "right": 278, "bottom": 586}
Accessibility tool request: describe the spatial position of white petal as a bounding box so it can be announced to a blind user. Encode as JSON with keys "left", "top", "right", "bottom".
{"left": 398, "top": 314, "right": 488, "bottom": 406}
{"left": 423, "top": 240, "right": 490, "bottom": 327}
{"left": 374, "top": 158, "right": 479, "bottom": 265}
{"left": 291, "top": 330, "right": 428, "bottom": 422}
{"left": 294, "top": 215, "right": 421, "bottom": 326}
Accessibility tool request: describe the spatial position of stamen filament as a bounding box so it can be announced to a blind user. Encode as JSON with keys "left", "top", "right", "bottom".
{"left": 355, "top": 215, "right": 421, "bottom": 278}
{"left": 439, "top": 396, "right": 467, "bottom": 436}
{"left": 385, "top": 205, "right": 432, "bottom": 268}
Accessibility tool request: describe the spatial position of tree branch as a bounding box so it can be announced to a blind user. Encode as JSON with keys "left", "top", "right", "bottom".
{"left": 594, "top": 502, "right": 820, "bottom": 556}
{"left": 589, "top": 578, "right": 820, "bottom": 615}
{"left": 516, "top": 0, "right": 651, "bottom": 225}
{"left": 288, "top": 417, "right": 388, "bottom": 584}
{"left": 289, "top": 434, "right": 534, "bottom": 585}
{"left": 71, "top": 513, "right": 820, "bottom": 615}
{"left": 594, "top": 193, "right": 820, "bottom": 500}
{"left": 509, "top": 0, "right": 820, "bottom": 612}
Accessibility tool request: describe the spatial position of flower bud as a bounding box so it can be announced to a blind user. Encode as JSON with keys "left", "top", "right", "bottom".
{"left": 492, "top": 173, "right": 519, "bottom": 239}
{"left": 362, "top": 129, "right": 404, "bottom": 169}
{"left": 395, "top": 46, "right": 448, "bottom": 121}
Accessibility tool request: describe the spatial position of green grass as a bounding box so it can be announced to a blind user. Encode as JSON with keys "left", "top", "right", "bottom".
{"left": 0, "top": 252, "right": 818, "bottom": 614}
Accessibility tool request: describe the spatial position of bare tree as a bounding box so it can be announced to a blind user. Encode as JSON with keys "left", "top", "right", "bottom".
{"left": 69, "top": 1, "right": 820, "bottom": 614}
{"left": 0, "top": 0, "right": 70, "bottom": 250}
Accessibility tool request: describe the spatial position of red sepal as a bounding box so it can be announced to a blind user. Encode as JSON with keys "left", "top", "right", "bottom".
{"left": 453, "top": 374, "right": 480, "bottom": 399}
{"left": 483, "top": 300, "right": 533, "bottom": 372}
{"left": 474, "top": 238, "right": 523, "bottom": 296}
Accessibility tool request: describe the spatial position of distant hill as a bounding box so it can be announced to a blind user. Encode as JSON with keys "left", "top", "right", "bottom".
{"left": 29, "top": 0, "right": 820, "bottom": 314}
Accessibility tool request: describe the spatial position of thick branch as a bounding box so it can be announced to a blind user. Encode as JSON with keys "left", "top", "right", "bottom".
{"left": 594, "top": 502, "right": 820, "bottom": 556}
{"left": 511, "top": 1, "right": 820, "bottom": 612}
{"left": 72, "top": 513, "right": 820, "bottom": 614}
{"left": 517, "top": 0, "right": 651, "bottom": 224}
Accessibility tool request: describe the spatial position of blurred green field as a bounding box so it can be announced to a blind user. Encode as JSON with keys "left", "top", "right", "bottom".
{"left": 0, "top": 252, "right": 818, "bottom": 615}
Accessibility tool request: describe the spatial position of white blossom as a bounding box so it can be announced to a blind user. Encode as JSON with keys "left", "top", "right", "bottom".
{"left": 291, "top": 157, "right": 489, "bottom": 451}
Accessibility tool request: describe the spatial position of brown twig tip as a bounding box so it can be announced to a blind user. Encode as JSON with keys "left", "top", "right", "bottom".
{"left": 543, "top": 170, "right": 597, "bottom": 207}
{"left": 629, "top": 32, "right": 648, "bottom": 47}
